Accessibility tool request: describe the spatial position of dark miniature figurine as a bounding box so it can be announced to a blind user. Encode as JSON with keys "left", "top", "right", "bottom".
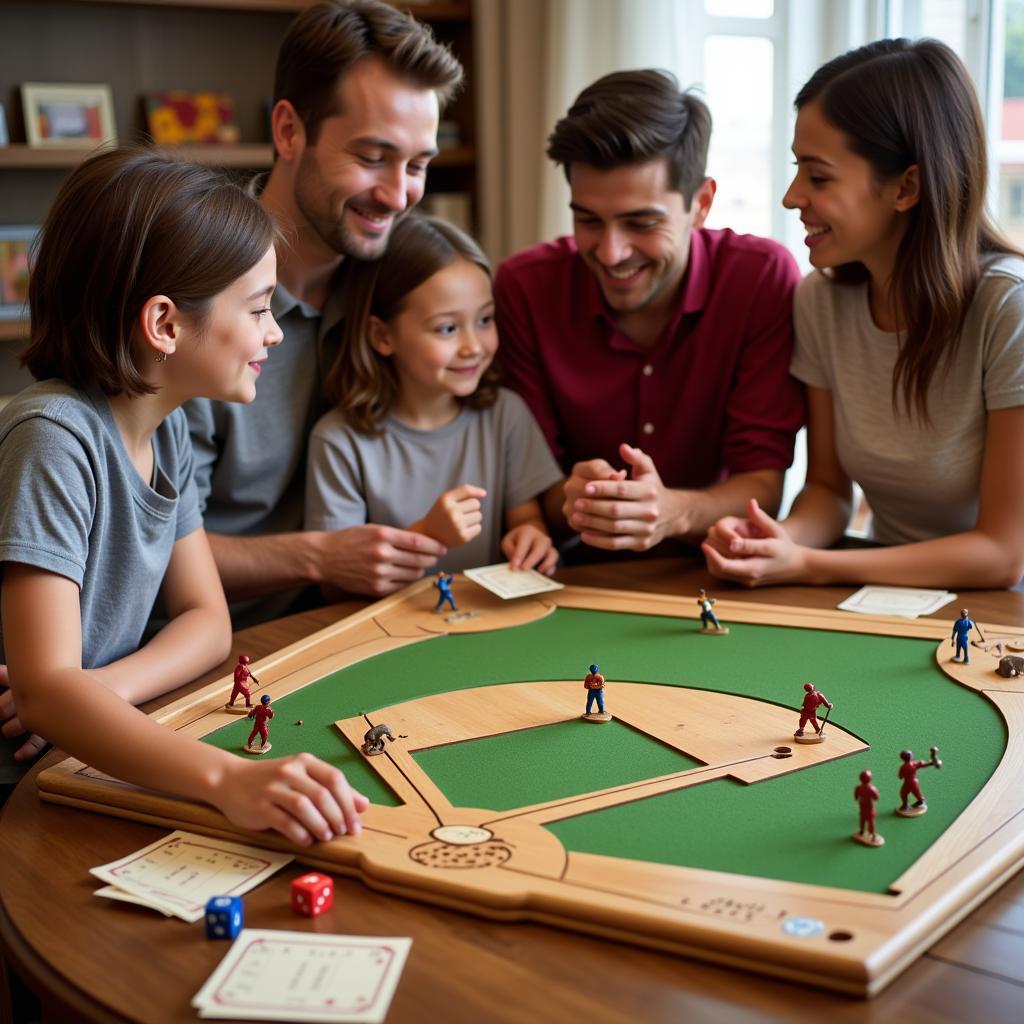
{"left": 852, "top": 769, "right": 884, "bottom": 847}
{"left": 226, "top": 653, "right": 260, "bottom": 712}
{"left": 896, "top": 746, "right": 942, "bottom": 817}
{"left": 950, "top": 608, "right": 982, "bottom": 664}
{"left": 696, "top": 588, "right": 728, "bottom": 634}
{"left": 998, "top": 654, "right": 1024, "bottom": 678}
{"left": 362, "top": 723, "right": 396, "bottom": 756}
{"left": 434, "top": 572, "right": 457, "bottom": 613}
{"left": 794, "top": 682, "right": 833, "bottom": 743}
{"left": 582, "top": 663, "right": 611, "bottom": 722}
{"left": 245, "top": 694, "right": 274, "bottom": 755}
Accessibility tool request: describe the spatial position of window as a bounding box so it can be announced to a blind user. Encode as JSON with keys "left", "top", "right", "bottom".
{"left": 668, "top": 2, "right": 790, "bottom": 245}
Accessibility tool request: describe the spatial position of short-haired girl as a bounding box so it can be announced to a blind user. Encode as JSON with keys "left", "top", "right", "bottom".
{"left": 0, "top": 148, "right": 366, "bottom": 844}
{"left": 704, "top": 39, "right": 1024, "bottom": 588}
{"left": 305, "top": 216, "right": 563, "bottom": 581}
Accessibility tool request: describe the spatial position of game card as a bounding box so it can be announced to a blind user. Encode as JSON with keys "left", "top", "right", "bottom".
{"left": 192, "top": 930, "right": 412, "bottom": 1022}
{"left": 837, "top": 585, "right": 957, "bottom": 618}
{"left": 464, "top": 562, "right": 564, "bottom": 599}
{"left": 91, "top": 831, "right": 293, "bottom": 922}
{"left": 94, "top": 884, "right": 173, "bottom": 915}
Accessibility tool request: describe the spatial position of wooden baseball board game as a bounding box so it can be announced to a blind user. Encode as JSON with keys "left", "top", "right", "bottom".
{"left": 37, "top": 580, "right": 1024, "bottom": 997}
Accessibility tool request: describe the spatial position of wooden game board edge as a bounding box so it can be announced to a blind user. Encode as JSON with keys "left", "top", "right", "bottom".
{"left": 43, "top": 758, "right": 1017, "bottom": 1001}
{"left": 38, "top": 777, "right": 1021, "bottom": 999}
{"left": 28, "top": 582, "right": 1024, "bottom": 1000}
{"left": 886, "top": 690, "right": 1024, "bottom": 898}
{"left": 552, "top": 586, "right": 1021, "bottom": 641}
{"left": 147, "top": 581, "right": 438, "bottom": 729}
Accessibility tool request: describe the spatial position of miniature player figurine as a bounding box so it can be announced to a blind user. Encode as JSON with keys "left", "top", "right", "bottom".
{"left": 950, "top": 608, "right": 982, "bottom": 664}
{"left": 794, "top": 682, "right": 833, "bottom": 743}
{"left": 582, "top": 663, "right": 611, "bottom": 722}
{"left": 896, "top": 746, "right": 942, "bottom": 817}
{"left": 245, "top": 694, "right": 274, "bottom": 755}
{"left": 225, "top": 654, "right": 260, "bottom": 712}
{"left": 434, "top": 571, "right": 457, "bottom": 613}
{"left": 361, "top": 723, "right": 395, "bottom": 756}
{"left": 696, "top": 588, "right": 728, "bottom": 635}
{"left": 852, "top": 769, "right": 884, "bottom": 847}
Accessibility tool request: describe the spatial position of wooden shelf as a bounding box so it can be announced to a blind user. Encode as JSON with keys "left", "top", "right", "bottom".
{"left": 0, "top": 321, "right": 29, "bottom": 343}
{"left": 0, "top": 143, "right": 271, "bottom": 169}
{"left": 64, "top": 1, "right": 471, "bottom": 17}
{"left": 433, "top": 144, "right": 475, "bottom": 167}
{"left": 0, "top": 142, "right": 475, "bottom": 171}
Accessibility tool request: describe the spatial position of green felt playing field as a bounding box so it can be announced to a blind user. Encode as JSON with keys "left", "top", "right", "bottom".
{"left": 202, "top": 607, "right": 1004, "bottom": 894}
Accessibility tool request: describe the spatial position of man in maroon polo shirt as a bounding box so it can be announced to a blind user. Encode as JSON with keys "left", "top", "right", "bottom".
{"left": 494, "top": 70, "right": 804, "bottom": 555}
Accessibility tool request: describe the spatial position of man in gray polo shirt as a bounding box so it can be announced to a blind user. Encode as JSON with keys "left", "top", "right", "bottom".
{"left": 185, "top": 0, "right": 464, "bottom": 626}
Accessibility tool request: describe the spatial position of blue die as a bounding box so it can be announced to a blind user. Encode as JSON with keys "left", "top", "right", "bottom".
{"left": 205, "top": 895, "right": 243, "bottom": 939}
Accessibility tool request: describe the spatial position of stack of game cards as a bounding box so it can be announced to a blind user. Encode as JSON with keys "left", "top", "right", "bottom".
{"left": 91, "top": 830, "right": 293, "bottom": 921}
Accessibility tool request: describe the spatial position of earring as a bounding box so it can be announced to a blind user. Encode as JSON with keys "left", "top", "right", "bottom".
{"left": 155, "top": 352, "right": 168, "bottom": 363}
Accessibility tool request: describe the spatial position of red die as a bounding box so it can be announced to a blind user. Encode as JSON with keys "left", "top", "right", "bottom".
{"left": 291, "top": 872, "right": 334, "bottom": 917}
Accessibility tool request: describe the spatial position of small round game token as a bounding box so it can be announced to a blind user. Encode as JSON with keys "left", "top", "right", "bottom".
{"left": 295, "top": 719, "right": 303, "bottom": 725}
{"left": 223, "top": 703, "right": 250, "bottom": 715}
{"left": 793, "top": 731, "right": 825, "bottom": 744}
{"left": 851, "top": 831, "right": 885, "bottom": 847}
{"left": 582, "top": 712, "right": 612, "bottom": 723}
{"left": 896, "top": 803, "right": 927, "bottom": 817}
{"left": 432, "top": 824, "right": 493, "bottom": 845}
{"left": 781, "top": 916, "right": 824, "bottom": 938}
{"left": 244, "top": 742, "right": 272, "bottom": 756}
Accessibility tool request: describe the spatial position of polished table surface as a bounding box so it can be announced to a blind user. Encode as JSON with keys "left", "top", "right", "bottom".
{"left": 3, "top": 558, "right": 1024, "bottom": 1024}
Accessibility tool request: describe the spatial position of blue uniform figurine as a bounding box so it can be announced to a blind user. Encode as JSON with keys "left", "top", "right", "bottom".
{"left": 697, "top": 588, "right": 722, "bottom": 631}
{"left": 435, "top": 572, "right": 457, "bottom": 613}
{"left": 951, "top": 608, "right": 977, "bottom": 663}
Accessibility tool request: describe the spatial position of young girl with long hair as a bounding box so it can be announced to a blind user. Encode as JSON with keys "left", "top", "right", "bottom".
{"left": 704, "top": 38, "right": 1024, "bottom": 588}
{"left": 0, "top": 148, "right": 366, "bottom": 843}
{"left": 305, "top": 215, "right": 563, "bottom": 579}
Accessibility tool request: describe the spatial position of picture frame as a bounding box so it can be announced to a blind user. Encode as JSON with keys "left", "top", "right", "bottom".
{"left": 21, "top": 82, "right": 116, "bottom": 148}
{"left": 0, "top": 226, "right": 38, "bottom": 321}
{"left": 143, "top": 91, "right": 240, "bottom": 145}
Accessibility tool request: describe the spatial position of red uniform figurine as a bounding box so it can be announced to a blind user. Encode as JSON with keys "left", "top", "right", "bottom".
{"left": 852, "top": 769, "right": 884, "bottom": 847}
{"left": 227, "top": 654, "right": 259, "bottom": 709}
{"left": 897, "top": 747, "right": 941, "bottom": 816}
{"left": 245, "top": 694, "right": 274, "bottom": 755}
{"left": 794, "top": 682, "right": 833, "bottom": 743}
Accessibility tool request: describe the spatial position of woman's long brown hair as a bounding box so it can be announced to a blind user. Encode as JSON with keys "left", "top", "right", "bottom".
{"left": 797, "top": 38, "right": 1019, "bottom": 422}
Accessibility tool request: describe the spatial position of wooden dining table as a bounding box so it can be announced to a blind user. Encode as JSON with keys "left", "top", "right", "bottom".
{"left": 2, "top": 557, "right": 1023, "bottom": 1023}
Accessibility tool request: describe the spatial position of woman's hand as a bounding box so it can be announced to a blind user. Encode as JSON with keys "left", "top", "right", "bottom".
{"left": 702, "top": 498, "right": 810, "bottom": 587}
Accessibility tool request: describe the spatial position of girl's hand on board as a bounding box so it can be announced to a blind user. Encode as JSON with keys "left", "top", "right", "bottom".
{"left": 502, "top": 523, "right": 558, "bottom": 575}
{"left": 210, "top": 752, "right": 369, "bottom": 847}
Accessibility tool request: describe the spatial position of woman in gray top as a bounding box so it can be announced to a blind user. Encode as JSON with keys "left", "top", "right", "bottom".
{"left": 703, "top": 39, "right": 1024, "bottom": 590}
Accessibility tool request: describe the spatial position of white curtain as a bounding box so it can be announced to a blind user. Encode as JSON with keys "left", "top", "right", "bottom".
{"left": 476, "top": 0, "right": 690, "bottom": 261}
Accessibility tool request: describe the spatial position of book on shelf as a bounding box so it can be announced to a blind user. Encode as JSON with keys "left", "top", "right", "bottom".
{"left": 419, "top": 192, "right": 473, "bottom": 234}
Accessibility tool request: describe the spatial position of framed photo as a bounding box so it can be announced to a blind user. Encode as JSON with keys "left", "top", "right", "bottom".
{"left": 0, "top": 226, "right": 38, "bottom": 321}
{"left": 143, "top": 91, "right": 239, "bottom": 145}
{"left": 21, "top": 82, "right": 116, "bottom": 148}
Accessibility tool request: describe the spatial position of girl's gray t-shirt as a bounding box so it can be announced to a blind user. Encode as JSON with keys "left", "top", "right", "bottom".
{"left": 791, "top": 258, "right": 1024, "bottom": 544}
{"left": 304, "top": 387, "right": 563, "bottom": 573}
{"left": 0, "top": 380, "right": 202, "bottom": 669}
